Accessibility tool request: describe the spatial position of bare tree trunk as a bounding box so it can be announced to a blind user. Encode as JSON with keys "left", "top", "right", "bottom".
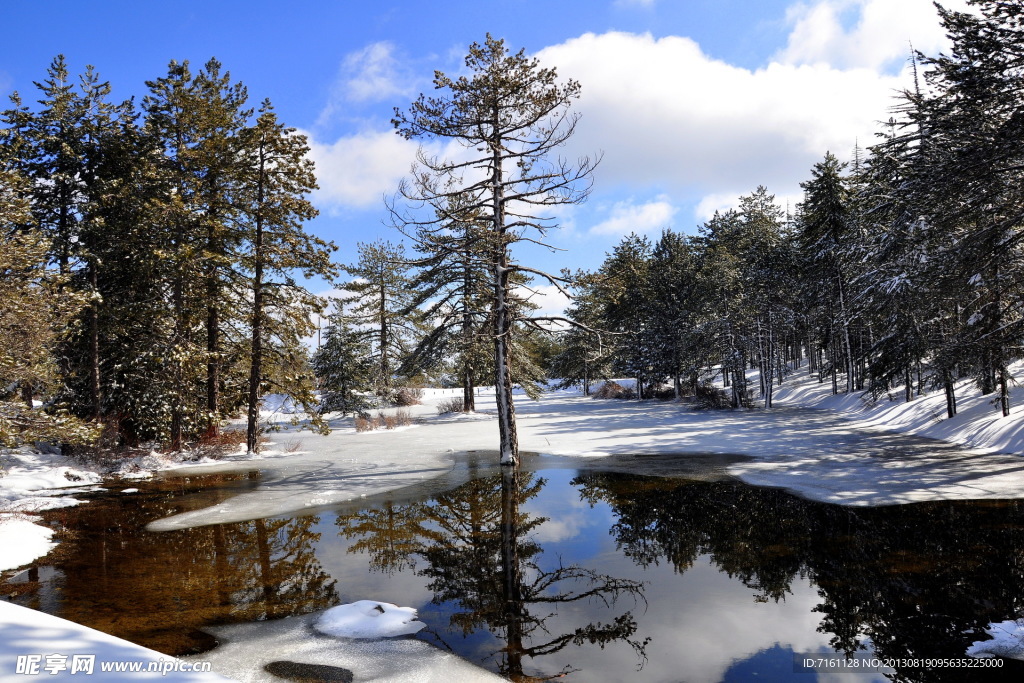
{"left": 491, "top": 120, "right": 518, "bottom": 467}
{"left": 999, "top": 364, "right": 1010, "bottom": 417}
{"left": 88, "top": 262, "right": 101, "bottom": 421}
{"left": 944, "top": 374, "right": 957, "bottom": 419}
{"left": 462, "top": 268, "right": 476, "bottom": 412}
{"left": 246, "top": 153, "right": 266, "bottom": 454}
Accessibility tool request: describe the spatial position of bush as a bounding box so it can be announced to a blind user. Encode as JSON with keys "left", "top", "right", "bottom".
{"left": 593, "top": 381, "right": 636, "bottom": 400}
{"left": 354, "top": 409, "right": 414, "bottom": 431}
{"left": 436, "top": 397, "right": 465, "bottom": 414}
{"left": 692, "top": 384, "right": 731, "bottom": 410}
{"left": 652, "top": 386, "right": 677, "bottom": 401}
{"left": 393, "top": 387, "right": 423, "bottom": 406}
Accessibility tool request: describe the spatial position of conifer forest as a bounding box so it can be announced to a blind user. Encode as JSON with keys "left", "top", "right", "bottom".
{"left": 2, "top": 1, "right": 1024, "bottom": 459}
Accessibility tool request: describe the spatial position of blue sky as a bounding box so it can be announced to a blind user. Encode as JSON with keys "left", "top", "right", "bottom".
{"left": 1, "top": 0, "right": 963, "bottom": 311}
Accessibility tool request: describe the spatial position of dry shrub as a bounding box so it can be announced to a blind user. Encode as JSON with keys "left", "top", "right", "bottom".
{"left": 355, "top": 409, "right": 413, "bottom": 431}
{"left": 393, "top": 387, "right": 423, "bottom": 406}
{"left": 593, "top": 381, "right": 636, "bottom": 400}
{"left": 192, "top": 429, "right": 248, "bottom": 458}
{"left": 693, "top": 384, "right": 731, "bottom": 410}
{"left": 653, "top": 386, "right": 677, "bottom": 401}
{"left": 354, "top": 412, "right": 379, "bottom": 432}
{"left": 437, "top": 397, "right": 465, "bottom": 415}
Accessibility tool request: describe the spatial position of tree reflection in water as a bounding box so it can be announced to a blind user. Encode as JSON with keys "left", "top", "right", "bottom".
{"left": 573, "top": 473, "right": 1024, "bottom": 682}
{"left": 3, "top": 473, "right": 339, "bottom": 655}
{"left": 336, "top": 467, "right": 649, "bottom": 681}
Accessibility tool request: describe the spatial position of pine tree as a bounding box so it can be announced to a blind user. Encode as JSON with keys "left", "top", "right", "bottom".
{"left": 340, "top": 240, "right": 420, "bottom": 399}
{"left": 0, "top": 168, "right": 93, "bottom": 446}
{"left": 798, "top": 153, "right": 858, "bottom": 395}
{"left": 143, "top": 58, "right": 251, "bottom": 447}
{"left": 312, "top": 305, "right": 373, "bottom": 416}
{"left": 593, "top": 234, "right": 654, "bottom": 397}
{"left": 240, "top": 101, "right": 336, "bottom": 452}
{"left": 392, "top": 34, "right": 597, "bottom": 466}
{"left": 401, "top": 195, "right": 491, "bottom": 411}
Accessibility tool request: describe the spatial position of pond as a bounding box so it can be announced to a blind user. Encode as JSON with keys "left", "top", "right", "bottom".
{"left": 5, "top": 453, "right": 1024, "bottom": 682}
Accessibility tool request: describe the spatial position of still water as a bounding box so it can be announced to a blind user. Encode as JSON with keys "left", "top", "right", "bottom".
{"left": 5, "top": 453, "right": 1024, "bottom": 682}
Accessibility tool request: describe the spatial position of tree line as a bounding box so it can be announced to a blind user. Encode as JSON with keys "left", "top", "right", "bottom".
{"left": 0, "top": 56, "right": 334, "bottom": 452}
{"left": 552, "top": 0, "right": 1024, "bottom": 420}
{"left": 4, "top": 1, "right": 1022, "bottom": 459}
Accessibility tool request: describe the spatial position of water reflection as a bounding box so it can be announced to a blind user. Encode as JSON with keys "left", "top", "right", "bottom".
{"left": 573, "top": 473, "right": 1024, "bottom": 681}
{"left": 5, "top": 464, "right": 1024, "bottom": 681}
{"left": 3, "top": 474, "right": 338, "bottom": 655}
{"left": 337, "top": 466, "right": 649, "bottom": 681}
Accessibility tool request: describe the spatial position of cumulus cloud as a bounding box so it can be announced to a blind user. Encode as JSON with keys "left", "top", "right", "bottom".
{"left": 590, "top": 196, "right": 678, "bottom": 236}
{"left": 304, "top": 129, "right": 418, "bottom": 210}
{"left": 538, "top": 32, "right": 904, "bottom": 196}
{"left": 777, "top": 0, "right": 969, "bottom": 71}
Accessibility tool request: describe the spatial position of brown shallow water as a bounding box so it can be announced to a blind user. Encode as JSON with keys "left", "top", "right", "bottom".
{"left": 5, "top": 455, "right": 1024, "bottom": 681}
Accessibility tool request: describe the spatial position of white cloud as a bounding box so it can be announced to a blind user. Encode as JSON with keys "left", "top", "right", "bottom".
{"left": 590, "top": 196, "right": 678, "bottom": 236}
{"left": 342, "top": 41, "right": 415, "bottom": 102}
{"left": 694, "top": 190, "right": 803, "bottom": 222}
{"left": 304, "top": 128, "right": 418, "bottom": 210}
{"left": 777, "top": 0, "right": 969, "bottom": 71}
{"left": 317, "top": 42, "right": 418, "bottom": 127}
{"left": 516, "top": 282, "right": 572, "bottom": 322}
{"left": 694, "top": 192, "right": 742, "bottom": 222}
{"left": 535, "top": 30, "right": 925, "bottom": 223}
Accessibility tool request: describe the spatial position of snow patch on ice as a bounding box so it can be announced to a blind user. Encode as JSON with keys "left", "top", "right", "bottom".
{"left": 314, "top": 600, "right": 426, "bottom": 639}
{"left": 0, "top": 514, "right": 55, "bottom": 571}
{"left": 187, "top": 610, "right": 502, "bottom": 682}
{"left": 0, "top": 601, "right": 231, "bottom": 680}
{"left": 966, "top": 619, "right": 1024, "bottom": 660}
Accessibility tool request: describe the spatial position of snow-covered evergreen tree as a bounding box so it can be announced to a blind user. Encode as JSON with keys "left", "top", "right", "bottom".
{"left": 312, "top": 306, "right": 373, "bottom": 416}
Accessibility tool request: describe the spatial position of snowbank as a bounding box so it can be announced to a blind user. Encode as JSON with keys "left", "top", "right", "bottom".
{"left": 0, "top": 601, "right": 230, "bottom": 681}
{"left": 0, "top": 514, "right": 55, "bottom": 572}
{"left": 773, "top": 359, "right": 1024, "bottom": 456}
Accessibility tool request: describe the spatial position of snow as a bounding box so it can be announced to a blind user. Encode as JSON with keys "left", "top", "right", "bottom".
{"left": 182, "top": 609, "right": 503, "bottom": 683}
{"left": 7, "top": 375, "right": 1024, "bottom": 678}
{"left": 967, "top": 620, "right": 1024, "bottom": 660}
{"left": 1, "top": 448, "right": 105, "bottom": 573}
{"left": 0, "top": 514, "right": 55, "bottom": 571}
{"left": 0, "top": 601, "right": 231, "bottom": 681}
{"left": 136, "top": 373, "right": 1024, "bottom": 531}
{"left": 314, "top": 600, "right": 426, "bottom": 639}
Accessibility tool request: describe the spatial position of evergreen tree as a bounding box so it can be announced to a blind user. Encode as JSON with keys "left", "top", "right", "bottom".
{"left": 312, "top": 305, "right": 373, "bottom": 415}
{"left": 798, "top": 153, "right": 859, "bottom": 395}
{"left": 402, "top": 195, "right": 491, "bottom": 411}
{"left": 392, "top": 34, "right": 597, "bottom": 466}
{"left": 0, "top": 168, "right": 93, "bottom": 446}
{"left": 241, "top": 101, "right": 336, "bottom": 452}
{"left": 340, "top": 239, "right": 420, "bottom": 398}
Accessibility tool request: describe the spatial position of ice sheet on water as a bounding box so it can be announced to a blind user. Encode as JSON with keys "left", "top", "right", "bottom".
{"left": 187, "top": 610, "right": 503, "bottom": 682}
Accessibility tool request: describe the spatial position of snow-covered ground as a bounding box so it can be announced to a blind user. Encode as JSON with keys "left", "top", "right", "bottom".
{"left": 11, "top": 373, "right": 1024, "bottom": 566}
{"left": 6, "top": 371, "right": 1024, "bottom": 675}
{"left": 0, "top": 601, "right": 230, "bottom": 681}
